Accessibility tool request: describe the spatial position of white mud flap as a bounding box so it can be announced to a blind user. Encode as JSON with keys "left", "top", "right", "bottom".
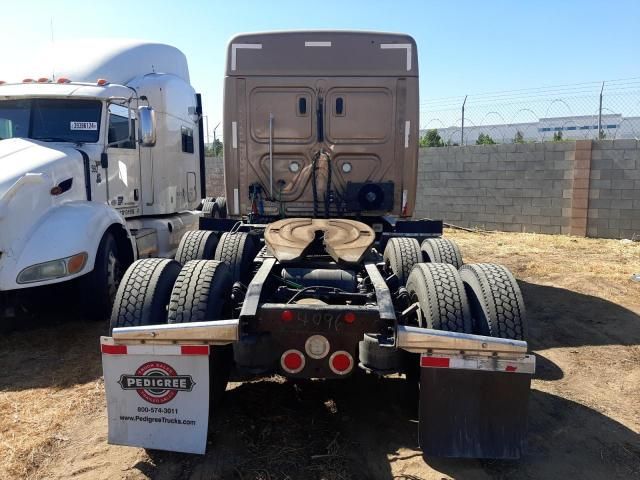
{"left": 419, "top": 353, "right": 535, "bottom": 459}
{"left": 101, "top": 338, "right": 210, "bottom": 454}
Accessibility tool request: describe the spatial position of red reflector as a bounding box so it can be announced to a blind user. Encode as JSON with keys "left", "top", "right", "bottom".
{"left": 281, "top": 309, "right": 294, "bottom": 322}
{"left": 181, "top": 345, "right": 209, "bottom": 355}
{"left": 421, "top": 356, "right": 450, "bottom": 368}
{"left": 343, "top": 312, "right": 356, "bottom": 324}
{"left": 101, "top": 344, "right": 127, "bottom": 355}
{"left": 283, "top": 352, "right": 303, "bottom": 371}
{"left": 505, "top": 365, "right": 518, "bottom": 372}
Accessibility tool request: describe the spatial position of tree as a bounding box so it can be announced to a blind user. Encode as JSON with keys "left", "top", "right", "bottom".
{"left": 553, "top": 130, "right": 563, "bottom": 142}
{"left": 205, "top": 138, "right": 223, "bottom": 157}
{"left": 476, "top": 133, "right": 496, "bottom": 145}
{"left": 419, "top": 129, "right": 444, "bottom": 147}
{"left": 514, "top": 130, "right": 524, "bottom": 144}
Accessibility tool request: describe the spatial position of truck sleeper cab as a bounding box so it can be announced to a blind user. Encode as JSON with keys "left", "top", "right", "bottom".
{"left": 222, "top": 31, "right": 419, "bottom": 220}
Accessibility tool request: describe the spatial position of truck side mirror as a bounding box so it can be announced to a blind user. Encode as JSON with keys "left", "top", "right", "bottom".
{"left": 138, "top": 106, "right": 156, "bottom": 147}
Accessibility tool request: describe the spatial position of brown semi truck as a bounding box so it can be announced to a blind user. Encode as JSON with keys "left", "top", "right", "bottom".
{"left": 101, "top": 31, "right": 534, "bottom": 459}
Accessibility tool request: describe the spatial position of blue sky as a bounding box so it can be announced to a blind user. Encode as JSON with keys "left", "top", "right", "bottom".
{"left": 2, "top": 0, "right": 639, "bottom": 138}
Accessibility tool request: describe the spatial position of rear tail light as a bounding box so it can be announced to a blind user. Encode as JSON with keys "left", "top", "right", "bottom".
{"left": 281, "top": 349, "right": 305, "bottom": 374}
{"left": 329, "top": 351, "right": 354, "bottom": 375}
{"left": 280, "top": 309, "right": 294, "bottom": 322}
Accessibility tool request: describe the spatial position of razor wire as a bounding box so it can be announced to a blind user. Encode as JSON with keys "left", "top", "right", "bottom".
{"left": 420, "top": 77, "right": 640, "bottom": 146}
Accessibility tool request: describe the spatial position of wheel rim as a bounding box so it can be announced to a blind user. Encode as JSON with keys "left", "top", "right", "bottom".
{"left": 407, "top": 291, "right": 425, "bottom": 328}
{"left": 106, "top": 250, "right": 123, "bottom": 303}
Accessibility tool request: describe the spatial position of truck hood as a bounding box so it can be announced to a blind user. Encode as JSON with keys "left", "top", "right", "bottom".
{"left": 0, "top": 138, "right": 84, "bottom": 198}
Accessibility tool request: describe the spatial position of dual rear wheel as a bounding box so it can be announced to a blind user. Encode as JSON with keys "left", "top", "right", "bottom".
{"left": 404, "top": 261, "right": 526, "bottom": 340}
{"left": 383, "top": 237, "right": 464, "bottom": 286}
{"left": 110, "top": 231, "right": 257, "bottom": 405}
{"left": 383, "top": 236, "right": 526, "bottom": 340}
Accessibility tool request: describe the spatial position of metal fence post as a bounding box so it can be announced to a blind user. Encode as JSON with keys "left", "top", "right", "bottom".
{"left": 461, "top": 95, "right": 468, "bottom": 146}
{"left": 597, "top": 81, "right": 604, "bottom": 140}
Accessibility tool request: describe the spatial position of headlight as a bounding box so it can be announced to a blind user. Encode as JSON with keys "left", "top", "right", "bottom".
{"left": 17, "top": 252, "right": 88, "bottom": 284}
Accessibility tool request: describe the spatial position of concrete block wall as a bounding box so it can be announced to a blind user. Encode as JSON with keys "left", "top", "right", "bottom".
{"left": 415, "top": 143, "right": 574, "bottom": 235}
{"left": 415, "top": 140, "right": 640, "bottom": 239}
{"left": 587, "top": 140, "right": 640, "bottom": 239}
{"left": 204, "top": 155, "right": 225, "bottom": 198}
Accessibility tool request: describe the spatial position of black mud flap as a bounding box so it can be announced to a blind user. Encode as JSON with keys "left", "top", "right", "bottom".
{"left": 419, "top": 354, "right": 534, "bottom": 459}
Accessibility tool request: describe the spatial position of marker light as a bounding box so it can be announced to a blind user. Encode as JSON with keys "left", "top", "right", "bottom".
{"left": 67, "top": 253, "right": 88, "bottom": 275}
{"left": 343, "top": 312, "right": 356, "bottom": 324}
{"left": 97, "top": 78, "right": 109, "bottom": 86}
{"left": 0, "top": 81, "right": 6, "bottom": 85}
{"left": 329, "top": 351, "right": 354, "bottom": 375}
{"left": 281, "top": 309, "right": 294, "bottom": 322}
{"left": 57, "top": 77, "right": 71, "bottom": 84}
{"left": 37, "top": 77, "right": 49, "bottom": 83}
{"left": 281, "top": 349, "right": 305, "bottom": 374}
{"left": 22, "top": 78, "right": 34, "bottom": 83}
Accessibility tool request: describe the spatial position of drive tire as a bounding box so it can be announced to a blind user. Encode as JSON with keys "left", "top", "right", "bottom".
{"left": 459, "top": 263, "right": 527, "bottom": 340}
{"left": 175, "top": 230, "right": 219, "bottom": 264}
{"left": 383, "top": 237, "right": 421, "bottom": 286}
{"left": 214, "top": 232, "right": 257, "bottom": 284}
{"left": 421, "top": 238, "right": 463, "bottom": 269}
{"left": 197, "top": 197, "right": 216, "bottom": 211}
{"left": 168, "top": 260, "right": 233, "bottom": 407}
{"left": 215, "top": 197, "right": 227, "bottom": 218}
{"left": 109, "top": 258, "right": 181, "bottom": 334}
{"left": 202, "top": 199, "right": 218, "bottom": 218}
{"left": 405, "top": 263, "right": 472, "bottom": 333}
{"left": 403, "top": 263, "right": 472, "bottom": 403}
{"left": 83, "top": 232, "right": 124, "bottom": 321}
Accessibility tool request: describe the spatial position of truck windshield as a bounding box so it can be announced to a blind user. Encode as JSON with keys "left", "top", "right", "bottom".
{"left": 0, "top": 99, "right": 102, "bottom": 143}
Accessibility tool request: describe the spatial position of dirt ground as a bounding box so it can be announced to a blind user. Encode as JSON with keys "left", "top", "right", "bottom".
{"left": 1, "top": 229, "right": 639, "bottom": 480}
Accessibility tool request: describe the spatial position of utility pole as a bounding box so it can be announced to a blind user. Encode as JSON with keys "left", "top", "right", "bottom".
{"left": 597, "top": 81, "right": 605, "bottom": 140}
{"left": 213, "top": 122, "right": 220, "bottom": 157}
{"left": 461, "top": 95, "right": 468, "bottom": 146}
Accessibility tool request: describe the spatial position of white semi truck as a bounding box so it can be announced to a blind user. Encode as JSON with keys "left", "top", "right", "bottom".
{"left": 0, "top": 40, "right": 209, "bottom": 320}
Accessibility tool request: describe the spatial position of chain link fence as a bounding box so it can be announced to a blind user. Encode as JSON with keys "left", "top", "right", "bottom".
{"left": 420, "top": 78, "right": 640, "bottom": 146}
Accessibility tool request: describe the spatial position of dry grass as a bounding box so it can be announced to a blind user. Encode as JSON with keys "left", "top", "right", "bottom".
{"left": 447, "top": 229, "right": 640, "bottom": 309}
{"left": 0, "top": 231, "right": 639, "bottom": 479}
{"left": 0, "top": 321, "right": 105, "bottom": 479}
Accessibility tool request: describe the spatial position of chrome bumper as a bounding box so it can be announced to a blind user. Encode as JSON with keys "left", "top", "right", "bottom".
{"left": 111, "top": 320, "right": 528, "bottom": 357}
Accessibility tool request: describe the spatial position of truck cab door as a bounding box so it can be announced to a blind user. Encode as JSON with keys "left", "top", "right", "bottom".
{"left": 104, "top": 104, "right": 142, "bottom": 217}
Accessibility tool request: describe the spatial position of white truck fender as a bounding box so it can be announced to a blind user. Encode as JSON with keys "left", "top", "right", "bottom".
{"left": 1, "top": 201, "right": 136, "bottom": 290}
